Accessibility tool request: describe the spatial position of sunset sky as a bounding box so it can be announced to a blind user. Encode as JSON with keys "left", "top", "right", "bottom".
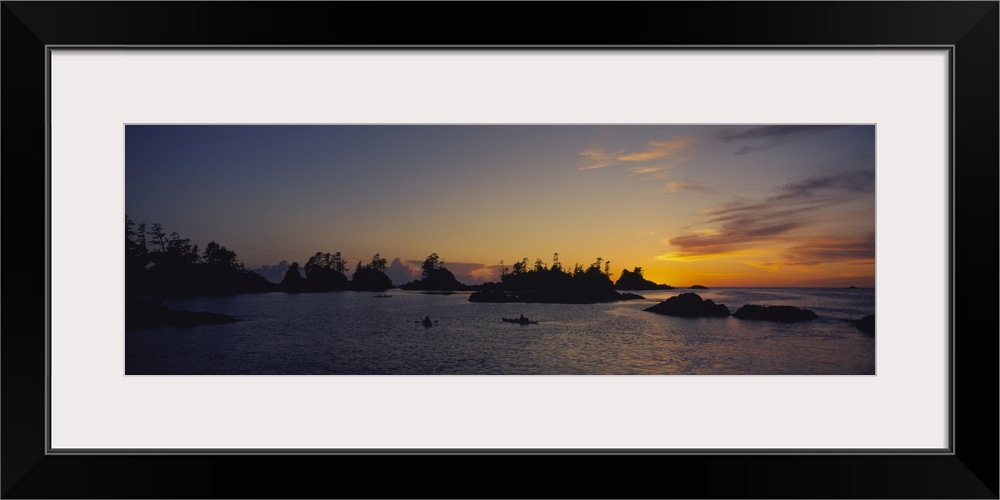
{"left": 125, "top": 125, "right": 875, "bottom": 287}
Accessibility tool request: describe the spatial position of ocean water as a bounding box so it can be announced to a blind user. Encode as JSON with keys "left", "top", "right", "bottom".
{"left": 125, "top": 288, "right": 876, "bottom": 375}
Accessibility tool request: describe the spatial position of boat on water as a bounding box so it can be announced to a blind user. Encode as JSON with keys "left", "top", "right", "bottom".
{"left": 502, "top": 316, "right": 538, "bottom": 325}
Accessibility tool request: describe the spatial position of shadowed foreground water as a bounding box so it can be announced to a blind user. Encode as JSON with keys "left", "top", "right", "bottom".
{"left": 125, "top": 288, "right": 875, "bottom": 375}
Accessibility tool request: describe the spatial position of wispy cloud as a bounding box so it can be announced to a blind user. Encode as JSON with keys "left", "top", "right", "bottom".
{"left": 579, "top": 138, "right": 692, "bottom": 171}
{"left": 744, "top": 234, "right": 875, "bottom": 273}
{"left": 717, "top": 125, "right": 841, "bottom": 155}
{"left": 578, "top": 148, "right": 623, "bottom": 171}
{"left": 629, "top": 166, "right": 664, "bottom": 175}
{"left": 777, "top": 233, "right": 876, "bottom": 267}
{"left": 663, "top": 179, "right": 714, "bottom": 193}
{"left": 658, "top": 170, "right": 875, "bottom": 268}
{"left": 770, "top": 170, "right": 875, "bottom": 200}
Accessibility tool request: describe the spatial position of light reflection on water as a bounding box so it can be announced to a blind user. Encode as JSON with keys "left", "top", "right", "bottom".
{"left": 125, "top": 288, "right": 875, "bottom": 375}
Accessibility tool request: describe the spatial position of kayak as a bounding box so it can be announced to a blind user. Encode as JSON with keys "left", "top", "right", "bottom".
{"left": 502, "top": 317, "right": 538, "bottom": 325}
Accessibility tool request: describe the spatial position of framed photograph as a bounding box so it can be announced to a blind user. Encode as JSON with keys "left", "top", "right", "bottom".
{"left": 4, "top": 2, "right": 996, "bottom": 498}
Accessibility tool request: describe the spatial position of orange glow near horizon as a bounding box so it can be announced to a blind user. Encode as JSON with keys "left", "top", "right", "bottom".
{"left": 638, "top": 257, "right": 875, "bottom": 288}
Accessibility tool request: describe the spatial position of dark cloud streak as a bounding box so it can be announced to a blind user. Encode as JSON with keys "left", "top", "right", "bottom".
{"left": 717, "top": 125, "right": 842, "bottom": 155}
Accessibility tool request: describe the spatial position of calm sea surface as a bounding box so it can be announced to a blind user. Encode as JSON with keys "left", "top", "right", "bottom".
{"left": 125, "top": 288, "right": 876, "bottom": 375}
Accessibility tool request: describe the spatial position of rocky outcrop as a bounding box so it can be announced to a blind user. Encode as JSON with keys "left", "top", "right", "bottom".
{"left": 400, "top": 268, "right": 469, "bottom": 291}
{"left": 851, "top": 315, "right": 875, "bottom": 335}
{"left": 733, "top": 304, "right": 819, "bottom": 323}
{"left": 125, "top": 299, "right": 241, "bottom": 331}
{"left": 350, "top": 268, "right": 394, "bottom": 292}
{"left": 614, "top": 268, "right": 673, "bottom": 290}
{"left": 643, "top": 293, "right": 730, "bottom": 318}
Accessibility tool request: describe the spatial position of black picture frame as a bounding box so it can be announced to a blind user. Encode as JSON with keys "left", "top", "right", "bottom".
{"left": 3, "top": 2, "right": 996, "bottom": 498}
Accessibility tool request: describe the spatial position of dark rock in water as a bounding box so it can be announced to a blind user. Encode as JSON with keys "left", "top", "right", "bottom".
{"left": 733, "top": 304, "right": 819, "bottom": 323}
{"left": 617, "top": 292, "right": 646, "bottom": 301}
{"left": 852, "top": 315, "right": 875, "bottom": 335}
{"left": 125, "top": 298, "right": 241, "bottom": 331}
{"left": 644, "top": 293, "right": 731, "bottom": 318}
{"left": 690, "top": 285, "right": 708, "bottom": 289}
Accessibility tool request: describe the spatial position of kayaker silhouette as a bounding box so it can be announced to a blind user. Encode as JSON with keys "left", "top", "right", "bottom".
{"left": 422, "top": 316, "right": 433, "bottom": 327}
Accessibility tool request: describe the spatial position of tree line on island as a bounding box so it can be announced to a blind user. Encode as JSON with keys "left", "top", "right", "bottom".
{"left": 469, "top": 254, "right": 645, "bottom": 304}
{"left": 125, "top": 217, "right": 678, "bottom": 302}
{"left": 126, "top": 216, "right": 399, "bottom": 296}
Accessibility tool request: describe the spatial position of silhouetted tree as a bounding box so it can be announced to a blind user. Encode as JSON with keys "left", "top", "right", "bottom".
{"left": 331, "top": 252, "right": 347, "bottom": 274}
{"left": 304, "top": 252, "right": 334, "bottom": 278}
{"left": 551, "top": 252, "right": 562, "bottom": 272}
{"left": 366, "top": 253, "right": 388, "bottom": 273}
{"left": 533, "top": 258, "right": 547, "bottom": 272}
{"left": 126, "top": 215, "right": 137, "bottom": 247}
{"left": 303, "top": 251, "right": 349, "bottom": 290}
{"left": 511, "top": 257, "right": 529, "bottom": 275}
{"left": 203, "top": 241, "right": 238, "bottom": 268}
{"left": 421, "top": 253, "right": 443, "bottom": 278}
{"left": 125, "top": 215, "right": 148, "bottom": 260}
{"left": 166, "top": 231, "right": 200, "bottom": 264}
{"left": 590, "top": 257, "right": 603, "bottom": 273}
{"left": 148, "top": 223, "right": 167, "bottom": 252}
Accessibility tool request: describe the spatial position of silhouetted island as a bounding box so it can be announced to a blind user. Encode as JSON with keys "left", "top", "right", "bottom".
{"left": 614, "top": 267, "right": 673, "bottom": 290}
{"left": 690, "top": 285, "right": 708, "bottom": 289}
{"left": 469, "top": 256, "right": 644, "bottom": 304}
{"left": 400, "top": 253, "right": 470, "bottom": 291}
{"left": 644, "top": 293, "right": 731, "bottom": 318}
{"left": 350, "top": 266, "right": 394, "bottom": 292}
{"left": 733, "top": 304, "right": 819, "bottom": 323}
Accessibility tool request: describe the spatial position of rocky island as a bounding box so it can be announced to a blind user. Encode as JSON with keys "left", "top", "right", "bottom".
{"left": 469, "top": 256, "right": 644, "bottom": 304}
{"left": 643, "top": 293, "right": 731, "bottom": 317}
{"left": 400, "top": 253, "right": 471, "bottom": 291}
{"left": 614, "top": 267, "right": 673, "bottom": 290}
{"left": 732, "top": 304, "right": 819, "bottom": 323}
